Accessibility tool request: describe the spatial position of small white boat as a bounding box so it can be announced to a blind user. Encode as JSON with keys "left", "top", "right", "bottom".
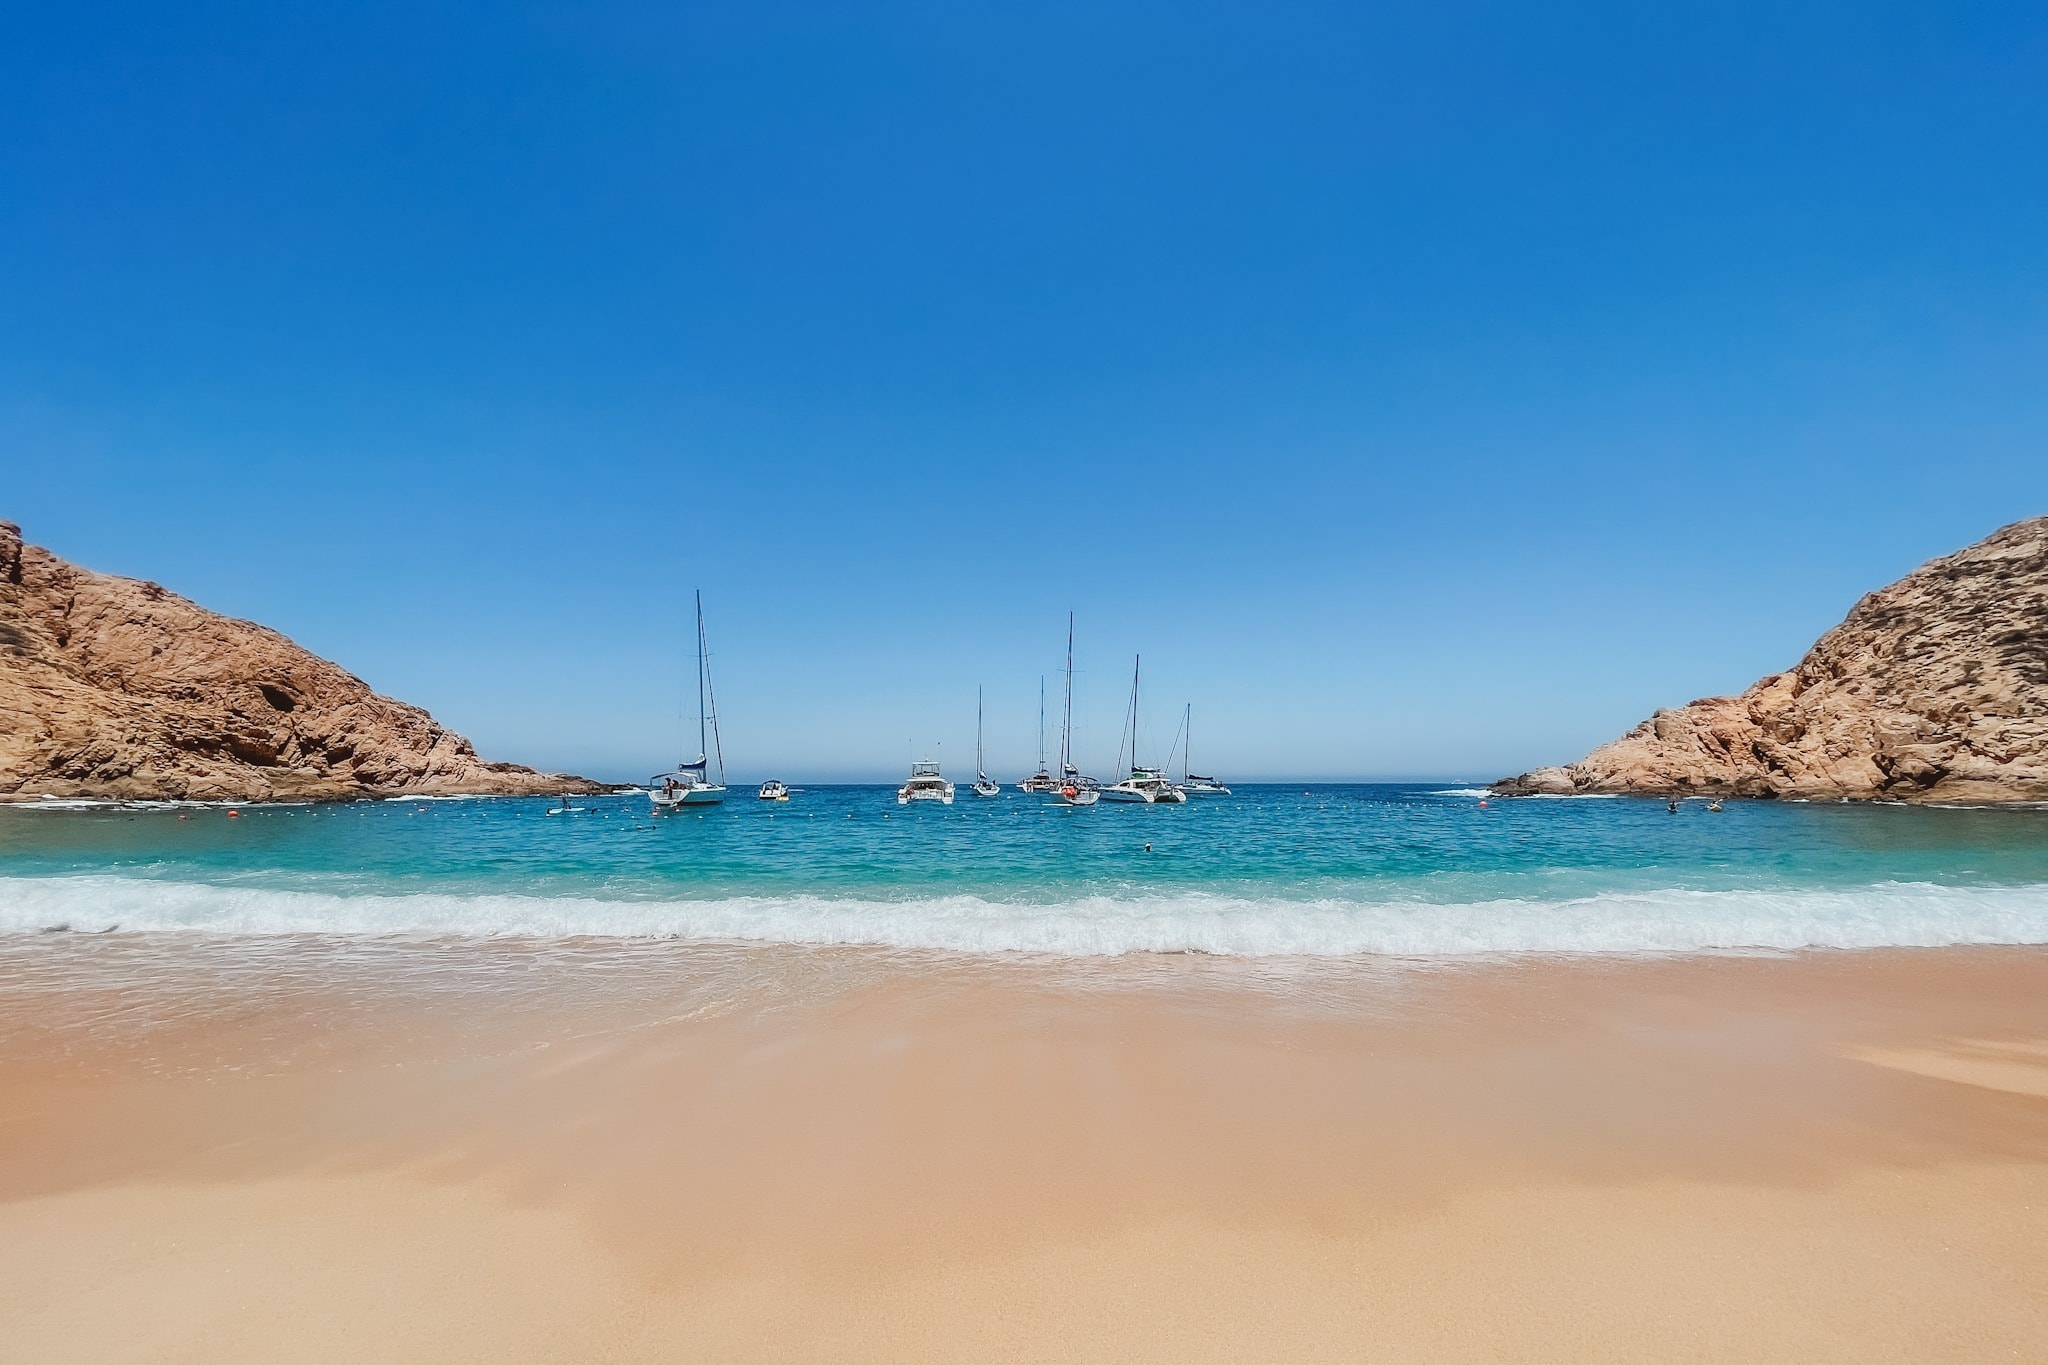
{"left": 971, "top": 687, "right": 1001, "bottom": 797}
{"left": 1048, "top": 617, "right": 1100, "bottom": 806}
{"left": 651, "top": 591, "right": 729, "bottom": 810}
{"left": 1101, "top": 656, "right": 1186, "bottom": 804}
{"left": 758, "top": 780, "right": 790, "bottom": 802}
{"left": 898, "top": 758, "right": 956, "bottom": 805}
{"left": 1175, "top": 704, "right": 1231, "bottom": 796}
{"left": 1018, "top": 676, "right": 1060, "bottom": 792}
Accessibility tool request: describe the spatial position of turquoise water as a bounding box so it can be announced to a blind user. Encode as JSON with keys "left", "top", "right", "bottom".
{"left": 3, "top": 786, "right": 2047, "bottom": 955}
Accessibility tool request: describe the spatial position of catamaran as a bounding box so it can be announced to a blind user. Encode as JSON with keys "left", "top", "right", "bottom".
{"left": 1052, "top": 613, "right": 1100, "bottom": 806}
{"left": 898, "top": 758, "right": 956, "bottom": 805}
{"left": 1176, "top": 704, "right": 1231, "bottom": 796}
{"left": 649, "top": 590, "right": 729, "bottom": 810}
{"left": 971, "top": 687, "right": 1001, "bottom": 798}
{"left": 1101, "top": 655, "right": 1186, "bottom": 804}
{"left": 1017, "top": 676, "right": 1059, "bottom": 793}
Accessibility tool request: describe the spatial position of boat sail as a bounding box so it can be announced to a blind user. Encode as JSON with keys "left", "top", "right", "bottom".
{"left": 1101, "top": 655, "right": 1186, "bottom": 804}
{"left": 1017, "top": 676, "right": 1058, "bottom": 793}
{"left": 971, "top": 687, "right": 1001, "bottom": 797}
{"left": 649, "top": 590, "right": 729, "bottom": 809}
{"left": 1177, "top": 704, "right": 1231, "bottom": 796}
{"left": 1053, "top": 613, "right": 1099, "bottom": 806}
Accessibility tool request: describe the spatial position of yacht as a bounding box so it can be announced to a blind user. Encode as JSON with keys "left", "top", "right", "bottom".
{"left": 757, "top": 780, "right": 790, "bottom": 802}
{"left": 1049, "top": 614, "right": 1101, "bottom": 806}
{"left": 898, "top": 759, "right": 956, "bottom": 805}
{"left": 1017, "top": 676, "right": 1060, "bottom": 793}
{"left": 971, "top": 687, "right": 1001, "bottom": 797}
{"left": 1175, "top": 704, "right": 1231, "bottom": 796}
{"left": 650, "top": 591, "right": 729, "bottom": 810}
{"left": 1101, "top": 655, "right": 1187, "bottom": 804}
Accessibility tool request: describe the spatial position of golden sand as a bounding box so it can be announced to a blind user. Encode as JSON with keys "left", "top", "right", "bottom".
{"left": 2, "top": 941, "right": 2044, "bottom": 1361}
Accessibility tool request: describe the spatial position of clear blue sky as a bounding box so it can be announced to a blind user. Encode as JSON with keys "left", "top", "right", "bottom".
{"left": 4, "top": 1, "right": 2045, "bottom": 782}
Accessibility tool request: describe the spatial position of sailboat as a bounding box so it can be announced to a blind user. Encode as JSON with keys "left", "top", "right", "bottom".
{"left": 1052, "top": 614, "right": 1099, "bottom": 806}
{"left": 649, "top": 590, "right": 729, "bottom": 809}
{"left": 1101, "top": 655, "right": 1186, "bottom": 804}
{"left": 1177, "top": 704, "right": 1231, "bottom": 796}
{"left": 971, "top": 687, "right": 1001, "bottom": 797}
{"left": 1017, "top": 676, "right": 1059, "bottom": 793}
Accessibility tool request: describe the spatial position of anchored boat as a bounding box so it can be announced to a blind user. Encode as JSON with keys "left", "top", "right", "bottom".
{"left": 971, "top": 687, "right": 1001, "bottom": 798}
{"left": 898, "top": 758, "right": 956, "bottom": 805}
{"left": 650, "top": 591, "right": 728, "bottom": 810}
{"left": 1101, "top": 655, "right": 1186, "bottom": 804}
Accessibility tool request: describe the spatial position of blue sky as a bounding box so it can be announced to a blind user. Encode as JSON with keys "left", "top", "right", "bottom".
{"left": 4, "top": 0, "right": 2046, "bottom": 782}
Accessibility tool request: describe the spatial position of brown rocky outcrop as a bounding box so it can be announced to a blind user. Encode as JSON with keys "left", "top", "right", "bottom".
{"left": 0, "top": 520, "right": 605, "bottom": 802}
{"left": 1495, "top": 516, "right": 2048, "bottom": 803}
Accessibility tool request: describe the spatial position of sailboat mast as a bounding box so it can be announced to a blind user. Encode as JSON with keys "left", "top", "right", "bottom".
{"left": 1127, "top": 654, "right": 1141, "bottom": 774}
{"left": 695, "top": 590, "right": 709, "bottom": 764}
{"left": 1037, "top": 677, "right": 1046, "bottom": 771}
{"left": 1183, "top": 703, "right": 1192, "bottom": 783}
{"left": 977, "top": 686, "right": 985, "bottom": 774}
{"left": 1060, "top": 613, "right": 1074, "bottom": 776}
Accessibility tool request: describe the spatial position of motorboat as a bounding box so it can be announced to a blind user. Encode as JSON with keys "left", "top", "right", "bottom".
{"left": 898, "top": 759, "right": 956, "bottom": 805}
{"left": 1100, "top": 655, "right": 1186, "bottom": 804}
{"left": 758, "top": 780, "right": 790, "bottom": 802}
{"left": 650, "top": 591, "right": 729, "bottom": 810}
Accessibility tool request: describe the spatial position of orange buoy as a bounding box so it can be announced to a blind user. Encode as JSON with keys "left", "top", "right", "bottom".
{"left": 226, "top": 810, "right": 241, "bottom": 818}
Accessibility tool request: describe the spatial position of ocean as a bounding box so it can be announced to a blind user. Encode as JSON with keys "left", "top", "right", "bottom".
{"left": 4, "top": 785, "right": 2048, "bottom": 956}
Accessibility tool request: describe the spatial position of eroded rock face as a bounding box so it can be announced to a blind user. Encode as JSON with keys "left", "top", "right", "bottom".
{"left": 1495, "top": 517, "right": 2048, "bottom": 803}
{"left": 0, "top": 521, "right": 603, "bottom": 802}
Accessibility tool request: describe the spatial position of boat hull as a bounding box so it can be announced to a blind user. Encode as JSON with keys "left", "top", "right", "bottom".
{"left": 651, "top": 785, "right": 726, "bottom": 809}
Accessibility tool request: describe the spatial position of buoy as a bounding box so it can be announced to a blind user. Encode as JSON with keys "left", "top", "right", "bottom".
{"left": 1477, "top": 799, "right": 1487, "bottom": 808}
{"left": 226, "top": 810, "right": 240, "bottom": 819}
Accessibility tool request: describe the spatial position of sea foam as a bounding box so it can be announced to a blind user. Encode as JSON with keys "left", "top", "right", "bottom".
{"left": 3, "top": 875, "right": 2045, "bottom": 958}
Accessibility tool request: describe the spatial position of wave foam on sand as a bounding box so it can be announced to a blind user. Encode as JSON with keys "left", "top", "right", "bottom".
{"left": 3, "top": 875, "right": 2047, "bottom": 957}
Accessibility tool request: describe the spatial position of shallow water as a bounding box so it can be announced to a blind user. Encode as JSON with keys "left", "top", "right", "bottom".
{"left": 3, "top": 785, "right": 2047, "bottom": 954}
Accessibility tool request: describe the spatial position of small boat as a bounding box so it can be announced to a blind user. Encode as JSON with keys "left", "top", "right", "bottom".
{"left": 898, "top": 758, "right": 956, "bottom": 805}
{"left": 1176, "top": 705, "right": 1231, "bottom": 796}
{"left": 758, "top": 780, "right": 790, "bottom": 802}
{"left": 971, "top": 687, "right": 1001, "bottom": 797}
{"left": 1018, "top": 676, "right": 1059, "bottom": 793}
{"left": 545, "top": 793, "right": 588, "bottom": 816}
{"left": 651, "top": 592, "right": 730, "bottom": 810}
{"left": 1101, "top": 655, "right": 1187, "bottom": 804}
{"left": 1049, "top": 615, "right": 1101, "bottom": 806}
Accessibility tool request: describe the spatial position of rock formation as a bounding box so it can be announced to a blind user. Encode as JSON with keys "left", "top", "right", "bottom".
{"left": 0, "top": 520, "right": 605, "bottom": 802}
{"left": 1496, "top": 516, "right": 2048, "bottom": 803}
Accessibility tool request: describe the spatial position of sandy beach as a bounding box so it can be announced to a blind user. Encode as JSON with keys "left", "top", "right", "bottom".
{"left": 2, "top": 938, "right": 2044, "bottom": 1362}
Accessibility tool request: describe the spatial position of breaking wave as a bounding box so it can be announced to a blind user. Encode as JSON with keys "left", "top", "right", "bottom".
{"left": 3, "top": 875, "right": 2045, "bottom": 958}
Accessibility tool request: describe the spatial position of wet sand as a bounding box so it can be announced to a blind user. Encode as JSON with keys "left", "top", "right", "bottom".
{"left": 2, "top": 938, "right": 2045, "bottom": 1361}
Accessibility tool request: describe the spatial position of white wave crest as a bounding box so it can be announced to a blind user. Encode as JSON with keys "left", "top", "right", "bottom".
{"left": 3, "top": 875, "right": 2046, "bottom": 957}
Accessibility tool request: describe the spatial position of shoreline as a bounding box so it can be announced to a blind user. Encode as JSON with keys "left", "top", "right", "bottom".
{"left": 3, "top": 940, "right": 2044, "bottom": 1361}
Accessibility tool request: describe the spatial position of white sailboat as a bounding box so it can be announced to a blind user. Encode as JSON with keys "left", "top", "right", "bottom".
{"left": 898, "top": 757, "right": 956, "bottom": 805}
{"left": 1052, "top": 614, "right": 1099, "bottom": 806}
{"left": 649, "top": 590, "right": 729, "bottom": 810}
{"left": 1017, "top": 676, "right": 1059, "bottom": 793}
{"left": 1177, "top": 704, "right": 1231, "bottom": 796}
{"left": 1101, "top": 655, "right": 1186, "bottom": 804}
{"left": 971, "top": 687, "right": 1001, "bottom": 798}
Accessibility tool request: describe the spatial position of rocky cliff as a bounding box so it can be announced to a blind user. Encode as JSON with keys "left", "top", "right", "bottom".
{"left": 0, "top": 521, "right": 604, "bottom": 802}
{"left": 1496, "top": 517, "right": 2048, "bottom": 803}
